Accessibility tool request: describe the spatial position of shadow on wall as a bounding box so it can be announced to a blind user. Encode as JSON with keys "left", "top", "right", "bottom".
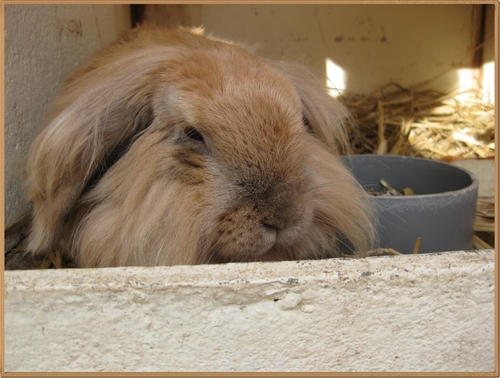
{"left": 136, "top": 4, "right": 492, "bottom": 97}
{"left": 4, "top": 4, "right": 131, "bottom": 249}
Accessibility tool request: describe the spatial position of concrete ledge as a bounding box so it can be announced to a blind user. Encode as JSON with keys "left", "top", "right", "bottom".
{"left": 4, "top": 250, "right": 495, "bottom": 372}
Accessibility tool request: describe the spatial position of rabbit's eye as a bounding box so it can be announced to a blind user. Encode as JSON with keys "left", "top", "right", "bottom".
{"left": 184, "top": 127, "right": 205, "bottom": 144}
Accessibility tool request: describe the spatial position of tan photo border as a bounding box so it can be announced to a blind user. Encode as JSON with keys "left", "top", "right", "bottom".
{"left": 0, "top": 1, "right": 498, "bottom": 376}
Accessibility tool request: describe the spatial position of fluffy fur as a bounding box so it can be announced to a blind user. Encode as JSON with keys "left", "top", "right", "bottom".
{"left": 26, "top": 26, "right": 377, "bottom": 268}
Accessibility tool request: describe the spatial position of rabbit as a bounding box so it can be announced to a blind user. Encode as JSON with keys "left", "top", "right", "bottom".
{"left": 25, "top": 26, "right": 377, "bottom": 268}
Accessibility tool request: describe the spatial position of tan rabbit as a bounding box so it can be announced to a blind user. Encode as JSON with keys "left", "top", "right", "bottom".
{"left": 25, "top": 26, "right": 377, "bottom": 267}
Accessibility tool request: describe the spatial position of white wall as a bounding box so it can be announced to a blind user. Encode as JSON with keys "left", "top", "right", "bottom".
{"left": 4, "top": 250, "right": 495, "bottom": 372}
{"left": 4, "top": 4, "right": 130, "bottom": 247}
{"left": 481, "top": 4, "right": 496, "bottom": 102}
{"left": 195, "top": 4, "right": 477, "bottom": 95}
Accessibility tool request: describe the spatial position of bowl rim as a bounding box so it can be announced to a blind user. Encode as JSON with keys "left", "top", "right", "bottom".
{"left": 341, "top": 154, "right": 479, "bottom": 200}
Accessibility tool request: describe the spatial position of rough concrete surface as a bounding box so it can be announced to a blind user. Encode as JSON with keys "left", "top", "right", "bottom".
{"left": 4, "top": 250, "right": 495, "bottom": 372}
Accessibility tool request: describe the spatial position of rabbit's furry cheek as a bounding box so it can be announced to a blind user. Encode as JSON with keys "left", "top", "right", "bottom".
{"left": 25, "top": 26, "right": 377, "bottom": 268}
{"left": 62, "top": 130, "right": 214, "bottom": 267}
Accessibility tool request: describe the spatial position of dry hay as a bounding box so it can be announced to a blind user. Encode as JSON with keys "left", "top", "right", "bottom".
{"left": 339, "top": 83, "right": 495, "bottom": 160}
{"left": 474, "top": 197, "right": 495, "bottom": 236}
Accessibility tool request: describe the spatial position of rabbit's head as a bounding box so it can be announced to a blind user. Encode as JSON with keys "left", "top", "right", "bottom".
{"left": 26, "top": 27, "right": 376, "bottom": 267}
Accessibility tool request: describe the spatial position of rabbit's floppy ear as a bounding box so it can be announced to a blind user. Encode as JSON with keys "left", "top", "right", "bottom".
{"left": 26, "top": 42, "right": 176, "bottom": 253}
{"left": 267, "top": 60, "right": 352, "bottom": 155}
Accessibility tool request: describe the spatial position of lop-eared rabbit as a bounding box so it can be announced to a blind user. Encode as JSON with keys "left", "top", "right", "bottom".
{"left": 26, "top": 27, "right": 376, "bottom": 267}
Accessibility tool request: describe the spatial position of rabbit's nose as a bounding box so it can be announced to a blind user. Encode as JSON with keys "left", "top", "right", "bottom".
{"left": 261, "top": 220, "right": 279, "bottom": 231}
{"left": 259, "top": 201, "right": 310, "bottom": 248}
{"left": 259, "top": 198, "right": 304, "bottom": 231}
{"left": 261, "top": 213, "right": 295, "bottom": 231}
{"left": 239, "top": 177, "right": 307, "bottom": 230}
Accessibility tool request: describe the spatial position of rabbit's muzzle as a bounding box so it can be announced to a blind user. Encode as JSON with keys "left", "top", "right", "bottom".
{"left": 210, "top": 177, "right": 313, "bottom": 261}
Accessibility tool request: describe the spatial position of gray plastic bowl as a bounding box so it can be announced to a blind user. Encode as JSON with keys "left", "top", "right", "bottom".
{"left": 341, "top": 155, "right": 478, "bottom": 254}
